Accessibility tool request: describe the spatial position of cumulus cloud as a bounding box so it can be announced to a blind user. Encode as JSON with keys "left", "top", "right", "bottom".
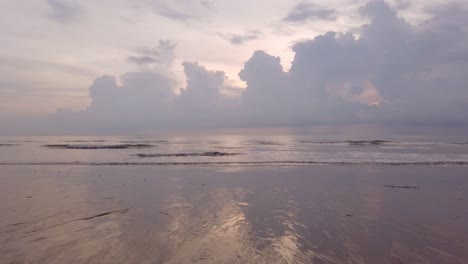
{"left": 46, "top": 0, "right": 83, "bottom": 23}
{"left": 4, "top": 0, "right": 468, "bottom": 133}
{"left": 283, "top": 1, "right": 337, "bottom": 23}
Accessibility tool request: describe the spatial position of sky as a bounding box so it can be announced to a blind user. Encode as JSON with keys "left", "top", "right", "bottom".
{"left": 0, "top": 0, "right": 467, "bottom": 134}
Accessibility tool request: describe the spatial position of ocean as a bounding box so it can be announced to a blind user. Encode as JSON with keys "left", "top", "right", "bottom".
{"left": 1, "top": 134, "right": 468, "bottom": 166}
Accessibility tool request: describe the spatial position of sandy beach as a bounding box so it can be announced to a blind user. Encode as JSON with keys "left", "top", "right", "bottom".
{"left": 1, "top": 165, "right": 467, "bottom": 264}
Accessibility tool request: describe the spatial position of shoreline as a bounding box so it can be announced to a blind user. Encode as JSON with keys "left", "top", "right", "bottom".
{"left": 1, "top": 161, "right": 468, "bottom": 166}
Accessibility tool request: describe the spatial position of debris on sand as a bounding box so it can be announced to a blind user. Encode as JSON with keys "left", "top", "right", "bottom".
{"left": 81, "top": 209, "right": 129, "bottom": 221}
{"left": 159, "top": 211, "right": 170, "bottom": 217}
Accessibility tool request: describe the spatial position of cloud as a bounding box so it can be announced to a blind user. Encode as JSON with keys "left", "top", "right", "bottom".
{"left": 139, "top": 0, "right": 215, "bottom": 22}
{"left": 283, "top": 2, "right": 337, "bottom": 23}
{"left": 392, "top": 0, "right": 412, "bottom": 10}
{"left": 218, "top": 31, "right": 262, "bottom": 46}
{"left": 3, "top": 0, "right": 468, "bottom": 133}
{"left": 128, "top": 40, "right": 176, "bottom": 66}
{"left": 46, "top": 0, "right": 83, "bottom": 23}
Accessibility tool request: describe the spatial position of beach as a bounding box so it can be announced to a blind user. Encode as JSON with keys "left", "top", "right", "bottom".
{"left": 1, "top": 164, "right": 467, "bottom": 264}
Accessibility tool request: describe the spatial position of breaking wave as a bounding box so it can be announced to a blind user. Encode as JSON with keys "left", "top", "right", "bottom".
{"left": 43, "top": 144, "right": 154, "bottom": 149}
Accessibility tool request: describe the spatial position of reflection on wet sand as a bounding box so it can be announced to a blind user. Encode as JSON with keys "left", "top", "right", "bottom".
{"left": 161, "top": 186, "right": 317, "bottom": 264}
{"left": 1, "top": 165, "right": 467, "bottom": 263}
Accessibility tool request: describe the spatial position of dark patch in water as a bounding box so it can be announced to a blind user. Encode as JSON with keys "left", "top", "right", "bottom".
{"left": 6, "top": 140, "right": 43, "bottom": 143}
{"left": 451, "top": 142, "right": 468, "bottom": 145}
{"left": 255, "top": 141, "right": 284, "bottom": 146}
{"left": 298, "top": 141, "right": 342, "bottom": 144}
{"left": 64, "top": 140, "right": 108, "bottom": 143}
{"left": 217, "top": 146, "right": 244, "bottom": 150}
{"left": 135, "top": 151, "right": 240, "bottom": 158}
{"left": 347, "top": 140, "right": 390, "bottom": 146}
{"left": 43, "top": 144, "right": 154, "bottom": 149}
{"left": 297, "top": 140, "right": 392, "bottom": 145}
{"left": 0, "top": 144, "right": 19, "bottom": 147}
{"left": 384, "top": 185, "right": 420, "bottom": 189}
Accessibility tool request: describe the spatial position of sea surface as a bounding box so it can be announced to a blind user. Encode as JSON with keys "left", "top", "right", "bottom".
{"left": 0, "top": 133, "right": 467, "bottom": 165}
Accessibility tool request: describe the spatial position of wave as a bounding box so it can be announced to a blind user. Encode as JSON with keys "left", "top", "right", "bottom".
{"left": 255, "top": 141, "right": 285, "bottom": 146}
{"left": 43, "top": 144, "right": 154, "bottom": 149}
{"left": 297, "top": 140, "right": 392, "bottom": 145}
{"left": 120, "top": 140, "right": 168, "bottom": 144}
{"left": 0, "top": 144, "right": 19, "bottom": 147}
{"left": 1, "top": 161, "right": 467, "bottom": 166}
{"left": 4, "top": 140, "right": 43, "bottom": 143}
{"left": 64, "top": 140, "right": 108, "bottom": 143}
{"left": 346, "top": 140, "right": 391, "bottom": 145}
{"left": 135, "top": 152, "right": 240, "bottom": 158}
{"left": 298, "top": 141, "right": 343, "bottom": 144}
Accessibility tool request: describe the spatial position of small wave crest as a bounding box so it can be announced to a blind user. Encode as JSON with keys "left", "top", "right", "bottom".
{"left": 64, "top": 140, "right": 108, "bottom": 143}
{"left": 120, "top": 140, "right": 168, "bottom": 144}
{"left": 135, "top": 152, "right": 240, "bottom": 158}
{"left": 43, "top": 144, "right": 154, "bottom": 149}
{"left": 451, "top": 142, "right": 468, "bottom": 145}
{"left": 298, "top": 140, "right": 392, "bottom": 146}
{"left": 254, "top": 141, "right": 284, "bottom": 146}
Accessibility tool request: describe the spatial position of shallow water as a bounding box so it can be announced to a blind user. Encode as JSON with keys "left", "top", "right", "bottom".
{"left": 0, "top": 134, "right": 468, "bottom": 165}
{"left": 1, "top": 165, "right": 467, "bottom": 264}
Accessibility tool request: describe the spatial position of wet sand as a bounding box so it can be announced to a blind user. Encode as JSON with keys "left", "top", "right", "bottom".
{"left": 0, "top": 165, "right": 467, "bottom": 264}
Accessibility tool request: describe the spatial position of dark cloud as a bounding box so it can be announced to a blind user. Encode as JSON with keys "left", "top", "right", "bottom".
{"left": 128, "top": 40, "right": 176, "bottom": 66}
{"left": 218, "top": 31, "right": 262, "bottom": 46}
{"left": 128, "top": 56, "right": 159, "bottom": 65}
{"left": 46, "top": 0, "right": 83, "bottom": 23}
{"left": 284, "top": 2, "right": 337, "bottom": 23}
